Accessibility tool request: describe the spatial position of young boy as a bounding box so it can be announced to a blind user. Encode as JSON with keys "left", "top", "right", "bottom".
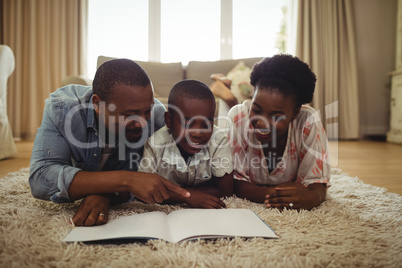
{"left": 139, "top": 79, "right": 233, "bottom": 208}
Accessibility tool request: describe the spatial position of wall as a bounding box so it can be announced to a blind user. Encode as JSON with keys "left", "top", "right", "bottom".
{"left": 354, "top": 0, "right": 397, "bottom": 137}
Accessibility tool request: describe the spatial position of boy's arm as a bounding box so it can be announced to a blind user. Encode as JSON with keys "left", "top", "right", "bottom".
{"left": 207, "top": 128, "right": 234, "bottom": 197}
{"left": 186, "top": 172, "right": 233, "bottom": 198}
{"left": 208, "top": 172, "right": 233, "bottom": 198}
{"left": 163, "top": 187, "right": 226, "bottom": 209}
{"left": 138, "top": 140, "right": 159, "bottom": 174}
{"left": 162, "top": 172, "right": 233, "bottom": 208}
{"left": 234, "top": 180, "right": 275, "bottom": 203}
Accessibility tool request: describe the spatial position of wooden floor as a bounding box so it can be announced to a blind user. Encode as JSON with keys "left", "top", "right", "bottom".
{"left": 1, "top": 140, "right": 402, "bottom": 195}
{"left": 328, "top": 140, "right": 402, "bottom": 195}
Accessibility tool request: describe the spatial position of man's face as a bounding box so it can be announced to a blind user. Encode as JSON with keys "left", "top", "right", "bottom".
{"left": 94, "top": 83, "right": 154, "bottom": 143}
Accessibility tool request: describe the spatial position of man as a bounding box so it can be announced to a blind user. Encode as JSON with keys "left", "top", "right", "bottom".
{"left": 29, "top": 59, "right": 190, "bottom": 226}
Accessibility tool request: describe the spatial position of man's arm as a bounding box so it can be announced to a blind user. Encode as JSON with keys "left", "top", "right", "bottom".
{"left": 29, "top": 101, "right": 81, "bottom": 202}
{"left": 68, "top": 170, "right": 190, "bottom": 204}
{"left": 30, "top": 99, "right": 190, "bottom": 204}
{"left": 68, "top": 170, "right": 192, "bottom": 226}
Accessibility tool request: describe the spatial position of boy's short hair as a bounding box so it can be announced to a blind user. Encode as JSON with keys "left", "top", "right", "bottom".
{"left": 93, "top": 59, "right": 151, "bottom": 101}
{"left": 168, "top": 79, "right": 215, "bottom": 112}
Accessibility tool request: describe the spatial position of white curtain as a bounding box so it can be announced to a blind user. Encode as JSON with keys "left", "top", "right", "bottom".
{"left": 1, "top": 0, "right": 88, "bottom": 139}
{"left": 295, "top": 0, "right": 360, "bottom": 139}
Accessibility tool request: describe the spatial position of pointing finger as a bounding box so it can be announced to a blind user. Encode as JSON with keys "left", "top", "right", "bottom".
{"left": 162, "top": 179, "right": 191, "bottom": 198}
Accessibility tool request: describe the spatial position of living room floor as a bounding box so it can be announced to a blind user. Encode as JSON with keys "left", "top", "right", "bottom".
{"left": 1, "top": 140, "right": 402, "bottom": 195}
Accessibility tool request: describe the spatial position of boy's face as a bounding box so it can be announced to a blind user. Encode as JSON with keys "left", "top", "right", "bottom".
{"left": 165, "top": 97, "right": 215, "bottom": 157}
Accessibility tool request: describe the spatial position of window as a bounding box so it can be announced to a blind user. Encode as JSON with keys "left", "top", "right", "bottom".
{"left": 232, "top": 0, "right": 285, "bottom": 59}
{"left": 160, "top": 0, "right": 220, "bottom": 63}
{"left": 87, "top": 0, "right": 286, "bottom": 78}
{"left": 87, "top": 0, "right": 148, "bottom": 78}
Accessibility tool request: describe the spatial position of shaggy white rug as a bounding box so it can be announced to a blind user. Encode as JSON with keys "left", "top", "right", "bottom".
{"left": 0, "top": 168, "right": 401, "bottom": 268}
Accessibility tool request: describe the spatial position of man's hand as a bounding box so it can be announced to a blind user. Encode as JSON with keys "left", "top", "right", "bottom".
{"left": 68, "top": 171, "right": 190, "bottom": 204}
{"left": 127, "top": 172, "right": 191, "bottom": 204}
{"left": 185, "top": 190, "right": 226, "bottom": 209}
{"left": 72, "top": 194, "right": 111, "bottom": 226}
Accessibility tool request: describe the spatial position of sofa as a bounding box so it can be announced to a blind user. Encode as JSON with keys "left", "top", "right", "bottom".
{"left": 62, "top": 55, "right": 264, "bottom": 120}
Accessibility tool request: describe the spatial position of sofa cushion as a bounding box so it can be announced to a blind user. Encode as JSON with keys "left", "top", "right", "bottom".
{"left": 186, "top": 57, "right": 263, "bottom": 86}
{"left": 226, "top": 61, "right": 254, "bottom": 103}
{"left": 60, "top": 75, "right": 92, "bottom": 87}
{"left": 97, "top": 56, "right": 183, "bottom": 98}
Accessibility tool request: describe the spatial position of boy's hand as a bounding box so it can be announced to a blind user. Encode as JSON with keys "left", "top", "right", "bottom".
{"left": 128, "top": 173, "right": 190, "bottom": 204}
{"left": 185, "top": 190, "right": 226, "bottom": 209}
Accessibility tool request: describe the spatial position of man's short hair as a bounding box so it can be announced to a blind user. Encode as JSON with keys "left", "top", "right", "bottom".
{"left": 92, "top": 59, "right": 151, "bottom": 101}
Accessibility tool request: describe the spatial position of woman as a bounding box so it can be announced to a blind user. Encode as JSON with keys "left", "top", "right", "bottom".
{"left": 225, "top": 54, "right": 330, "bottom": 210}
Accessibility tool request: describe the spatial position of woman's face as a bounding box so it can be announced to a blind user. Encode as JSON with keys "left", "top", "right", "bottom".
{"left": 249, "top": 86, "right": 299, "bottom": 145}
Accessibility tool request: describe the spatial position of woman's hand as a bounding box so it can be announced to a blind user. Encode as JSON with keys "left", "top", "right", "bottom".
{"left": 264, "top": 182, "right": 327, "bottom": 211}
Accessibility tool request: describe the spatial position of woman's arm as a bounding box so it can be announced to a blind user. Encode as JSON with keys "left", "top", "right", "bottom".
{"left": 235, "top": 179, "right": 327, "bottom": 210}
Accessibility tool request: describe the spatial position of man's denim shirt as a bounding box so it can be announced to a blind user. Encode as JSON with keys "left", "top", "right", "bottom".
{"left": 29, "top": 85, "right": 165, "bottom": 203}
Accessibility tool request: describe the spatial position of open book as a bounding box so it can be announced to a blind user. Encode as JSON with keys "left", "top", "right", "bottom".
{"left": 63, "top": 208, "right": 278, "bottom": 243}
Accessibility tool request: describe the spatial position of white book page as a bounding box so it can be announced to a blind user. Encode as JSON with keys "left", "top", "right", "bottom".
{"left": 63, "top": 211, "right": 172, "bottom": 242}
{"left": 167, "top": 209, "right": 278, "bottom": 243}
